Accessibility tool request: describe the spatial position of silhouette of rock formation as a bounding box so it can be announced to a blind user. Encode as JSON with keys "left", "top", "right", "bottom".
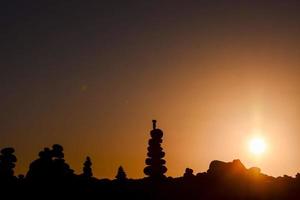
{"left": 184, "top": 168, "right": 194, "bottom": 178}
{"left": 115, "top": 166, "right": 127, "bottom": 181}
{"left": 208, "top": 159, "right": 247, "bottom": 175}
{"left": 83, "top": 156, "right": 93, "bottom": 178}
{"left": 26, "top": 144, "right": 73, "bottom": 181}
{"left": 0, "top": 147, "right": 17, "bottom": 180}
{"left": 144, "top": 120, "right": 167, "bottom": 179}
{"left": 51, "top": 144, "right": 73, "bottom": 178}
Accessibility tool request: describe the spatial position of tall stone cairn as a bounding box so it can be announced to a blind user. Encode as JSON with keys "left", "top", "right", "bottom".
{"left": 144, "top": 120, "right": 167, "bottom": 179}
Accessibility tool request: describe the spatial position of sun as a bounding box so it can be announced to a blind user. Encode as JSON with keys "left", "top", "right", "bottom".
{"left": 249, "top": 137, "right": 266, "bottom": 155}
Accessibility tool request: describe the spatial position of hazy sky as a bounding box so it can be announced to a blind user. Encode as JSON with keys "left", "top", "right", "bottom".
{"left": 1, "top": 1, "right": 300, "bottom": 179}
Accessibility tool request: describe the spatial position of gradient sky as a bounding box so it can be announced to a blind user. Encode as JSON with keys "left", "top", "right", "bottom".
{"left": 1, "top": 1, "right": 300, "bottom": 179}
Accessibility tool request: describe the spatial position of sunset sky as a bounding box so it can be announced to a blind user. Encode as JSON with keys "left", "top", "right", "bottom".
{"left": 1, "top": 1, "right": 300, "bottom": 179}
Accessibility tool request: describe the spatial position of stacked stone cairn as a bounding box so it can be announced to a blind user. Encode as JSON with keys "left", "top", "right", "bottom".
{"left": 144, "top": 120, "right": 167, "bottom": 179}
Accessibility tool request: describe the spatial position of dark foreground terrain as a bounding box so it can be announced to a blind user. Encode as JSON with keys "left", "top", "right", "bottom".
{"left": 1, "top": 145, "right": 300, "bottom": 199}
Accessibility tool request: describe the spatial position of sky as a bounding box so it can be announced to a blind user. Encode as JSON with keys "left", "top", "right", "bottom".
{"left": 1, "top": 1, "right": 300, "bottom": 179}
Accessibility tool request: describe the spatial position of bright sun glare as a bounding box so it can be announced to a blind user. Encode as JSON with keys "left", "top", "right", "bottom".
{"left": 249, "top": 137, "right": 266, "bottom": 155}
